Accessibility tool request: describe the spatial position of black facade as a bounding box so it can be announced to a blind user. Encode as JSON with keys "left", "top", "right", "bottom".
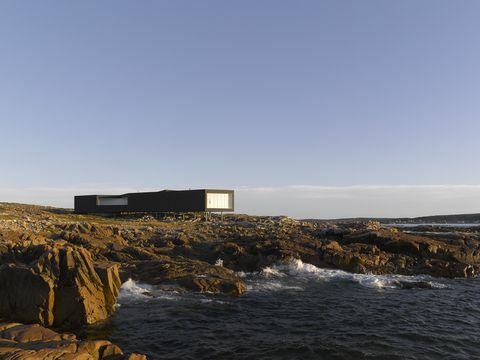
{"left": 74, "top": 189, "right": 234, "bottom": 214}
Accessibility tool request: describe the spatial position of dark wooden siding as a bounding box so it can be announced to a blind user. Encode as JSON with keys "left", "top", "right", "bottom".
{"left": 74, "top": 189, "right": 234, "bottom": 214}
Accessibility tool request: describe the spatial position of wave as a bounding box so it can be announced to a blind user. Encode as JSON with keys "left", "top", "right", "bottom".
{"left": 246, "top": 280, "right": 304, "bottom": 292}
{"left": 118, "top": 279, "right": 232, "bottom": 305}
{"left": 246, "top": 259, "right": 448, "bottom": 291}
{"left": 118, "top": 261, "right": 447, "bottom": 301}
{"left": 118, "top": 278, "right": 153, "bottom": 301}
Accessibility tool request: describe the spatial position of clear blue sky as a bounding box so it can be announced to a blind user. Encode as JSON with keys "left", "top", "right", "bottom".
{"left": 1, "top": 1, "right": 480, "bottom": 217}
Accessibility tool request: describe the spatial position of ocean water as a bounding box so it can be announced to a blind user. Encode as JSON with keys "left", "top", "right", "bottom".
{"left": 88, "top": 260, "right": 480, "bottom": 360}
{"left": 383, "top": 223, "right": 480, "bottom": 228}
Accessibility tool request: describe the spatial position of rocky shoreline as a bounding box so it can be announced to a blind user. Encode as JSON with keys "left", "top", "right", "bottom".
{"left": 1, "top": 202, "right": 480, "bottom": 358}
{"left": 0, "top": 322, "right": 146, "bottom": 359}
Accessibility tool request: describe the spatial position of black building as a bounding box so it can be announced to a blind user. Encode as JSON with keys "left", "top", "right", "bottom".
{"left": 74, "top": 189, "right": 234, "bottom": 214}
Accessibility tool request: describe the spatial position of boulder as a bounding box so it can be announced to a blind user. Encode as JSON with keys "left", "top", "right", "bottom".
{"left": 420, "top": 259, "right": 476, "bottom": 278}
{"left": 0, "top": 245, "right": 121, "bottom": 328}
{"left": 127, "top": 354, "right": 148, "bottom": 360}
{"left": 132, "top": 257, "right": 247, "bottom": 296}
{"left": 95, "top": 263, "right": 122, "bottom": 312}
{"left": 178, "top": 274, "right": 246, "bottom": 296}
{"left": 0, "top": 322, "right": 146, "bottom": 359}
{"left": 0, "top": 265, "right": 55, "bottom": 326}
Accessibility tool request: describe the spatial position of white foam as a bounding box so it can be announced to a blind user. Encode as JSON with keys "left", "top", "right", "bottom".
{"left": 251, "top": 259, "right": 447, "bottom": 290}
{"left": 246, "top": 281, "right": 304, "bottom": 292}
{"left": 118, "top": 278, "right": 153, "bottom": 300}
{"left": 118, "top": 279, "right": 233, "bottom": 304}
{"left": 260, "top": 266, "right": 286, "bottom": 278}
{"left": 199, "top": 298, "right": 228, "bottom": 305}
{"left": 236, "top": 271, "right": 248, "bottom": 278}
{"left": 271, "top": 259, "right": 352, "bottom": 280}
{"left": 215, "top": 258, "right": 224, "bottom": 267}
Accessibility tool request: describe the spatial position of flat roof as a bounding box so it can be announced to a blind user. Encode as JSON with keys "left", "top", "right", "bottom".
{"left": 76, "top": 189, "right": 234, "bottom": 197}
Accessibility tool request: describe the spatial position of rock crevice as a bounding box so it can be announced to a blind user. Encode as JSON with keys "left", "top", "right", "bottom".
{"left": 0, "top": 245, "right": 120, "bottom": 328}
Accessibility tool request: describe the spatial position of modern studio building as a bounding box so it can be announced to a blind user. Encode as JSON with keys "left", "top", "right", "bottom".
{"left": 74, "top": 189, "right": 234, "bottom": 214}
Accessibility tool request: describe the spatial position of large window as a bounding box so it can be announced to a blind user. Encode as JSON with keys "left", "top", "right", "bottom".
{"left": 206, "top": 193, "right": 231, "bottom": 209}
{"left": 97, "top": 197, "right": 128, "bottom": 206}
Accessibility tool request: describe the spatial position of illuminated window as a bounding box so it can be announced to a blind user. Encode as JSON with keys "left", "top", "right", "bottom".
{"left": 206, "top": 193, "right": 231, "bottom": 209}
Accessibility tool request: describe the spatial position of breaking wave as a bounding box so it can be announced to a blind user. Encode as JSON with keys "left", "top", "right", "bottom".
{"left": 118, "top": 279, "right": 231, "bottom": 305}
{"left": 118, "top": 278, "right": 153, "bottom": 301}
{"left": 106, "top": 262, "right": 473, "bottom": 360}
{"left": 246, "top": 259, "right": 447, "bottom": 291}
{"left": 118, "top": 260, "right": 447, "bottom": 301}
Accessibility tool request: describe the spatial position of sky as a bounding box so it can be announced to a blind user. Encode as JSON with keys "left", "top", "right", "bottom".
{"left": 1, "top": 1, "right": 480, "bottom": 218}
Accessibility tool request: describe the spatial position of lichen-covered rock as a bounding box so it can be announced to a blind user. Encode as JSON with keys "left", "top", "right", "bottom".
{"left": 0, "top": 245, "right": 121, "bottom": 328}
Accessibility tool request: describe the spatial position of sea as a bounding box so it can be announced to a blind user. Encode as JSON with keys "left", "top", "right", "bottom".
{"left": 85, "top": 258, "right": 480, "bottom": 360}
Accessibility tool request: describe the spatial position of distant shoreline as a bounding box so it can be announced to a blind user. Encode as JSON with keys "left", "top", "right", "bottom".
{"left": 304, "top": 212, "right": 480, "bottom": 224}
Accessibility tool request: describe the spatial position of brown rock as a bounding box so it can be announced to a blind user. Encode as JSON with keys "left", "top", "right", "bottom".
{"left": 1, "top": 323, "right": 61, "bottom": 343}
{"left": 173, "top": 232, "right": 189, "bottom": 246}
{"left": 133, "top": 257, "right": 247, "bottom": 296}
{"left": 95, "top": 264, "right": 122, "bottom": 312}
{"left": 178, "top": 274, "right": 246, "bottom": 296}
{"left": 0, "top": 322, "right": 146, "bottom": 360}
{"left": 0, "top": 245, "right": 121, "bottom": 328}
{"left": 128, "top": 354, "right": 148, "bottom": 360}
{"left": 0, "top": 265, "right": 55, "bottom": 326}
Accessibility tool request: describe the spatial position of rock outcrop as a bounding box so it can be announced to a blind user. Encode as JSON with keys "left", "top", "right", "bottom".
{"left": 2, "top": 202, "right": 480, "bottom": 358}
{"left": 0, "top": 245, "right": 121, "bottom": 328}
{"left": 128, "top": 256, "right": 246, "bottom": 296}
{"left": 0, "top": 322, "right": 146, "bottom": 359}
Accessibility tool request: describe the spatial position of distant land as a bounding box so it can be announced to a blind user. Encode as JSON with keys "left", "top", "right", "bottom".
{"left": 306, "top": 213, "right": 480, "bottom": 224}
